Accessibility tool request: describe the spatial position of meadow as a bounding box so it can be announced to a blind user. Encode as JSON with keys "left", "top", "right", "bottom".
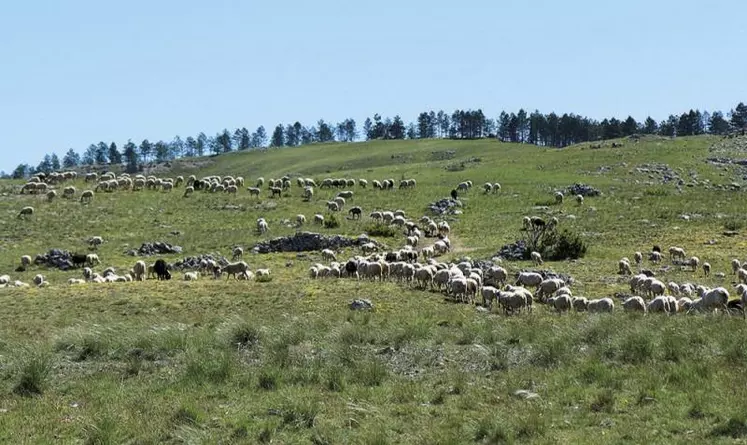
{"left": 1, "top": 135, "right": 747, "bottom": 444}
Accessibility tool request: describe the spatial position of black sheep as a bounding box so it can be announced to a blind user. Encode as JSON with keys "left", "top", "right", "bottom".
{"left": 450, "top": 189, "right": 458, "bottom": 200}
{"left": 154, "top": 259, "right": 171, "bottom": 280}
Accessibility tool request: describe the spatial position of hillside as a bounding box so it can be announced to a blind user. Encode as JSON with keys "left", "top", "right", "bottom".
{"left": 1, "top": 135, "right": 747, "bottom": 444}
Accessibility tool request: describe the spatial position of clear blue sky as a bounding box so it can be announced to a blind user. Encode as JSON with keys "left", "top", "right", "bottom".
{"left": 1, "top": 0, "right": 745, "bottom": 173}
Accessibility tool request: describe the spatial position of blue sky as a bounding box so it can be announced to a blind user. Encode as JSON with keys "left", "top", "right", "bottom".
{"left": 1, "top": 0, "right": 745, "bottom": 172}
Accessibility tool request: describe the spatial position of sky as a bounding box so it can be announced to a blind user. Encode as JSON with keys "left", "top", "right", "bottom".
{"left": 1, "top": 0, "right": 746, "bottom": 172}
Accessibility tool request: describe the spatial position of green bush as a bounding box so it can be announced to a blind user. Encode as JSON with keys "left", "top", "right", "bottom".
{"left": 365, "top": 223, "right": 397, "bottom": 237}
{"left": 323, "top": 214, "right": 340, "bottom": 229}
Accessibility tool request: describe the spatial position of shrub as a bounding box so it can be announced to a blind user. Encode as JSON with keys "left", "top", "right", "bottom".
{"left": 365, "top": 223, "right": 397, "bottom": 238}
{"left": 229, "top": 323, "right": 260, "bottom": 349}
{"left": 13, "top": 350, "right": 51, "bottom": 397}
{"left": 724, "top": 218, "right": 744, "bottom": 232}
{"left": 549, "top": 230, "right": 588, "bottom": 260}
{"left": 323, "top": 214, "right": 340, "bottom": 229}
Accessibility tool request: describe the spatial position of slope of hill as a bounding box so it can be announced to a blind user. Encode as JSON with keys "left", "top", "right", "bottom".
{"left": 1, "top": 135, "right": 747, "bottom": 444}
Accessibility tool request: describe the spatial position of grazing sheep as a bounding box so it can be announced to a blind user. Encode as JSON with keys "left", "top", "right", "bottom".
{"left": 313, "top": 214, "right": 324, "bottom": 225}
{"left": 618, "top": 259, "right": 632, "bottom": 275}
{"left": 80, "top": 190, "right": 94, "bottom": 203}
{"left": 516, "top": 272, "right": 543, "bottom": 288}
{"left": 530, "top": 251, "right": 543, "bottom": 266}
{"left": 257, "top": 218, "right": 269, "bottom": 234}
{"left": 575, "top": 194, "right": 584, "bottom": 205}
{"left": 18, "top": 206, "right": 34, "bottom": 218}
{"left": 20, "top": 255, "right": 32, "bottom": 269}
{"left": 88, "top": 236, "right": 104, "bottom": 249}
{"left": 572, "top": 297, "right": 589, "bottom": 312}
{"left": 217, "top": 261, "right": 251, "bottom": 280}
{"left": 732, "top": 258, "right": 742, "bottom": 275}
{"left": 697, "top": 286, "right": 729, "bottom": 312}
{"left": 703, "top": 262, "right": 711, "bottom": 277}
{"left": 321, "top": 249, "right": 336, "bottom": 262}
{"left": 86, "top": 253, "right": 100, "bottom": 267}
{"left": 296, "top": 214, "right": 307, "bottom": 226}
{"left": 551, "top": 294, "right": 573, "bottom": 313}
{"left": 327, "top": 201, "right": 340, "bottom": 212}
{"left": 132, "top": 260, "right": 147, "bottom": 281}
{"left": 63, "top": 186, "right": 76, "bottom": 199}
{"left": 634, "top": 251, "right": 643, "bottom": 265}
{"left": 492, "top": 183, "right": 501, "bottom": 193}
{"left": 554, "top": 191, "right": 564, "bottom": 204}
{"left": 483, "top": 183, "right": 493, "bottom": 194}
{"left": 46, "top": 190, "right": 57, "bottom": 202}
{"left": 255, "top": 268, "right": 271, "bottom": 279}
{"left": 247, "top": 187, "right": 261, "bottom": 197}
{"left": 183, "top": 186, "right": 194, "bottom": 197}
{"left": 649, "top": 251, "right": 662, "bottom": 263}
{"left": 587, "top": 298, "right": 614, "bottom": 313}
{"left": 33, "top": 274, "right": 45, "bottom": 287}
{"left": 622, "top": 296, "right": 646, "bottom": 313}
{"left": 232, "top": 247, "right": 244, "bottom": 260}
{"left": 689, "top": 256, "right": 700, "bottom": 272}
{"left": 668, "top": 246, "right": 686, "bottom": 262}
{"left": 153, "top": 259, "right": 171, "bottom": 280}
{"left": 348, "top": 206, "right": 362, "bottom": 220}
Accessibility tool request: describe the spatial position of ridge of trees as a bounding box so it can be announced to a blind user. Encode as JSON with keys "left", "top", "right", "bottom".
{"left": 7, "top": 102, "right": 747, "bottom": 179}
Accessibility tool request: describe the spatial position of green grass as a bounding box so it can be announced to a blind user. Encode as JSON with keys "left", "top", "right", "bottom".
{"left": 1, "top": 135, "right": 747, "bottom": 443}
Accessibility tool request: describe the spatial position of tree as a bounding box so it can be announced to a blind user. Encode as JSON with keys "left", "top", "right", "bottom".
{"left": 621, "top": 116, "right": 638, "bottom": 136}
{"left": 388, "top": 115, "right": 406, "bottom": 139}
{"left": 12, "top": 163, "right": 29, "bottom": 179}
{"left": 170, "top": 136, "right": 184, "bottom": 158}
{"left": 642, "top": 117, "right": 658, "bottom": 134}
{"left": 37, "top": 154, "right": 52, "bottom": 174}
{"left": 123, "top": 140, "right": 139, "bottom": 173}
{"left": 184, "top": 136, "right": 197, "bottom": 157}
{"left": 417, "top": 112, "right": 432, "bottom": 138}
{"left": 406, "top": 123, "right": 417, "bottom": 139}
{"left": 236, "top": 128, "right": 250, "bottom": 150}
{"left": 344, "top": 119, "right": 357, "bottom": 142}
{"left": 154, "top": 141, "right": 170, "bottom": 161}
{"left": 317, "top": 120, "right": 335, "bottom": 142}
{"left": 62, "top": 149, "right": 80, "bottom": 168}
{"left": 139, "top": 139, "right": 152, "bottom": 163}
{"left": 285, "top": 123, "right": 299, "bottom": 146}
{"left": 196, "top": 133, "right": 207, "bottom": 156}
{"left": 251, "top": 126, "right": 267, "bottom": 148}
{"left": 95, "top": 142, "right": 109, "bottom": 165}
{"left": 438, "top": 111, "right": 450, "bottom": 138}
{"left": 215, "top": 129, "right": 232, "bottom": 153}
{"left": 83, "top": 144, "right": 97, "bottom": 165}
{"left": 270, "top": 124, "right": 285, "bottom": 147}
{"left": 730, "top": 102, "right": 747, "bottom": 133}
{"left": 709, "top": 111, "right": 730, "bottom": 135}
{"left": 50, "top": 153, "right": 61, "bottom": 171}
{"left": 370, "top": 114, "right": 386, "bottom": 139}
{"left": 301, "top": 126, "right": 314, "bottom": 145}
{"left": 108, "top": 142, "right": 122, "bottom": 165}
{"left": 363, "top": 118, "right": 373, "bottom": 140}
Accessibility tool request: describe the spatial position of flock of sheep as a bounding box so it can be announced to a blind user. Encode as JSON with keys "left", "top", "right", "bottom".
{"left": 7, "top": 167, "right": 746, "bottom": 319}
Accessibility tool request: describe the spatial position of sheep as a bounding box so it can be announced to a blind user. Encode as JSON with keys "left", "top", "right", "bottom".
{"left": 492, "top": 183, "right": 501, "bottom": 193}
{"left": 689, "top": 256, "right": 700, "bottom": 272}
{"left": 618, "top": 259, "right": 632, "bottom": 275}
{"left": 732, "top": 258, "right": 742, "bottom": 275}
{"left": 132, "top": 260, "right": 146, "bottom": 281}
{"left": 554, "top": 191, "right": 564, "bottom": 204}
{"left": 86, "top": 253, "right": 100, "bottom": 267}
{"left": 18, "top": 206, "right": 35, "bottom": 218}
{"left": 622, "top": 296, "right": 646, "bottom": 313}
{"left": 337, "top": 190, "right": 354, "bottom": 200}
{"left": 270, "top": 186, "right": 282, "bottom": 198}
{"left": 80, "top": 190, "right": 94, "bottom": 203}
{"left": 334, "top": 196, "right": 346, "bottom": 209}
{"left": 703, "top": 262, "right": 711, "bottom": 277}
{"left": 530, "top": 251, "right": 543, "bottom": 266}
{"left": 649, "top": 251, "right": 662, "bottom": 263}
{"left": 485, "top": 266, "right": 508, "bottom": 287}
{"left": 20, "top": 255, "right": 32, "bottom": 269}
{"left": 572, "top": 297, "right": 589, "bottom": 312}
{"left": 536, "top": 278, "right": 565, "bottom": 302}
{"left": 667, "top": 282, "right": 680, "bottom": 297}
{"left": 232, "top": 247, "right": 244, "bottom": 261}
{"left": 516, "top": 272, "right": 543, "bottom": 288}
{"left": 313, "top": 214, "right": 324, "bottom": 225}
{"left": 327, "top": 201, "right": 340, "bottom": 212}
{"left": 88, "top": 236, "right": 104, "bottom": 249}
{"left": 33, "top": 274, "right": 45, "bottom": 287}
{"left": 321, "top": 248, "right": 336, "bottom": 262}
{"left": 497, "top": 291, "right": 529, "bottom": 315}
{"left": 587, "top": 298, "right": 614, "bottom": 313}
{"left": 0, "top": 275, "right": 10, "bottom": 285}
{"left": 575, "top": 194, "right": 584, "bottom": 205}
{"left": 551, "top": 294, "right": 573, "bottom": 313}
{"left": 647, "top": 296, "right": 674, "bottom": 314}
{"left": 62, "top": 186, "right": 76, "bottom": 199}
{"left": 216, "top": 261, "right": 250, "bottom": 280}
{"left": 483, "top": 183, "right": 493, "bottom": 193}
{"left": 634, "top": 251, "right": 643, "bottom": 265}
{"left": 184, "top": 271, "right": 200, "bottom": 281}
{"left": 296, "top": 214, "right": 307, "bottom": 226}
{"left": 257, "top": 218, "right": 269, "bottom": 234}
{"left": 668, "top": 246, "right": 686, "bottom": 262}
{"left": 348, "top": 206, "right": 362, "bottom": 220}
{"left": 46, "top": 190, "right": 57, "bottom": 202}
{"left": 697, "top": 286, "right": 729, "bottom": 312}
{"left": 255, "top": 268, "right": 271, "bottom": 279}
{"left": 68, "top": 278, "right": 86, "bottom": 285}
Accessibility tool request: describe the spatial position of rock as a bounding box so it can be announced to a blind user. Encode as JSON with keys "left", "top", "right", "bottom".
{"left": 476, "top": 306, "right": 489, "bottom": 313}
{"left": 495, "top": 240, "right": 528, "bottom": 261}
{"left": 513, "top": 389, "right": 540, "bottom": 400}
{"left": 349, "top": 299, "right": 374, "bottom": 311}
{"left": 127, "top": 241, "right": 183, "bottom": 256}
{"left": 253, "top": 232, "right": 382, "bottom": 254}
{"left": 172, "top": 253, "right": 228, "bottom": 270}
{"left": 30, "top": 249, "right": 78, "bottom": 271}
{"left": 427, "top": 198, "right": 462, "bottom": 215}
{"left": 565, "top": 183, "right": 601, "bottom": 197}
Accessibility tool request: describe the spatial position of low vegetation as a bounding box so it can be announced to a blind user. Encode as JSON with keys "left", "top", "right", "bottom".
{"left": 1, "top": 135, "right": 747, "bottom": 443}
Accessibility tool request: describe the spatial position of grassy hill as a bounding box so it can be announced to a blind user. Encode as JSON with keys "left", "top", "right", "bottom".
{"left": 1, "top": 135, "right": 747, "bottom": 443}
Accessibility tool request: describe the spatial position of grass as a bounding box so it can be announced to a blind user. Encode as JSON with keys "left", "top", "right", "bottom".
{"left": 1, "top": 135, "right": 747, "bottom": 442}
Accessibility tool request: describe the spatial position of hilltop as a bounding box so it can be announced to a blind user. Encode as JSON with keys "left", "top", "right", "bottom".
{"left": 1, "top": 135, "right": 747, "bottom": 443}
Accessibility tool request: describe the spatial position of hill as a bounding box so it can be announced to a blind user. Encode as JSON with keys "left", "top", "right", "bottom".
{"left": 1, "top": 135, "right": 747, "bottom": 443}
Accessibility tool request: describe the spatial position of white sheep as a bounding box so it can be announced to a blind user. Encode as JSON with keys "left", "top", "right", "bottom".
{"left": 132, "top": 260, "right": 147, "bottom": 281}
{"left": 20, "top": 255, "right": 32, "bottom": 269}
{"left": 516, "top": 272, "right": 543, "bottom": 288}
{"left": 80, "top": 190, "right": 94, "bottom": 203}
{"left": 689, "top": 256, "right": 700, "bottom": 272}
{"left": 296, "top": 214, "right": 307, "bottom": 226}
{"left": 634, "top": 251, "right": 643, "bottom": 265}
{"left": 587, "top": 298, "right": 614, "bottom": 313}
{"left": 575, "top": 194, "right": 584, "bottom": 205}
{"left": 622, "top": 296, "right": 646, "bottom": 313}
{"left": 18, "top": 206, "right": 35, "bottom": 218}
{"left": 703, "top": 262, "right": 711, "bottom": 277}
{"left": 321, "top": 248, "right": 336, "bottom": 262}
{"left": 257, "top": 218, "right": 269, "bottom": 234}
{"left": 184, "top": 271, "right": 200, "bottom": 281}
{"left": 313, "top": 214, "right": 324, "bottom": 225}
{"left": 554, "top": 191, "right": 564, "bottom": 204}
{"left": 530, "top": 251, "right": 543, "bottom": 266}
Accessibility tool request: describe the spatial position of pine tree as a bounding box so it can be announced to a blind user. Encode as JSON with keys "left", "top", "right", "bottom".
{"left": 270, "top": 125, "right": 285, "bottom": 147}
{"left": 196, "top": 133, "right": 207, "bottom": 156}
{"left": 37, "top": 154, "right": 53, "bottom": 174}
{"left": 363, "top": 118, "right": 373, "bottom": 140}
{"left": 12, "top": 164, "right": 29, "bottom": 179}
{"left": 62, "top": 149, "right": 80, "bottom": 168}
{"left": 154, "top": 141, "right": 170, "bottom": 161}
{"left": 185, "top": 136, "right": 197, "bottom": 157}
{"left": 389, "top": 116, "right": 406, "bottom": 139}
{"left": 621, "top": 116, "right": 638, "bottom": 136}
{"left": 317, "top": 120, "right": 335, "bottom": 142}
{"left": 83, "top": 144, "right": 97, "bottom": 165}
{"left": 123, "top": 140, "right": 139, "bottom": 173}
{"left": 95, "top": 142, "right": 109, "bottom": 164}
{"left": 139, "top": 139, "right": 152, "bottom": 163}
{"left": 170, "top": 136, "right": 184, "bottom": 158}
{"left": 730, "top": 102, "right": 747, "bottom": 133}
{"left": 108, "top": 142, "right": 122, "bottom": 165}
{"left": 50, "top": 153, "right": 61, "bottom": 171}
{"left": 709, "top": 111, "right": 730, "bottom": 135}
{"left": 251, "top": 126, "right": 267, "bottom": 148}
{"left": 642, "top": 117, "right": 658, "bottom": 134}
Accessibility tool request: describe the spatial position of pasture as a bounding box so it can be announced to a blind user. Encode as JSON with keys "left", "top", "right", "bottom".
{"left": 1, "top": 135, "right": 747, "bottom": 444}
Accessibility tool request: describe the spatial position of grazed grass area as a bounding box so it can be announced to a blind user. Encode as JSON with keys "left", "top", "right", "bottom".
{"left": 1, "top": 135, "right": 747, "bottom": 443}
